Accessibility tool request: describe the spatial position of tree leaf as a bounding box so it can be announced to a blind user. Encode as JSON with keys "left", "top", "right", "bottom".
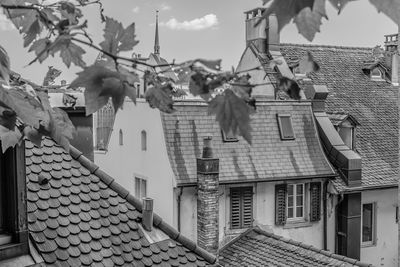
{"left": 208, "top": 89, "right": 252, "bottom": 144}
{"left": 0, "top": 46, "right": 10, "bottom": 83}
{"left": 277, "top": 77, "right": 301, "bottom": 100}
{"left": 299, "top": 51, "right": 320, "bottom": 73}
{"left": 119, "top": 22, "right": 139, "bottom": 52}
{"left": 23, "top": 125, "right": 43, "bottom": 147}
{"left": 28, "top": 38, "right": 51, "bottom": 63}
{"left": 260, "top": 0, "right": 314, "bottom": 31}
{"left": 0, "top": 125, "right": 21, "bottom": 153}
{"left": 145, "top": 84, "right": 175, "bottom": 113}
{"left": 58, "top": 1, "right": 82, "bottom": 25}
{"left": 70, "top": 64, "right": 135, "bottom": 115}
{"left": 23, "top": 19, "right": 41, "bottom": 47}
{"left": 48, "top": 107, "right": 75, "bottom": 151}
{"left": 369, "top": 0, "right": 400, "bottom": 25}
{"left": 293, "top": 6, "right": 323, "bottom": 41}
{"left": 59, "top": 41, "right": 86, "bottom": 68}
{"left": 328, "top": 0, "right": 355, "bottom": 13}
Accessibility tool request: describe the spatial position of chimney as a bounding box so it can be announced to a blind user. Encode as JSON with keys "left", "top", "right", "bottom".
{"left": 142, "top": 198, "right": 154, "bottom": 231}
{"left": 197, "top": 137, "right": 219, "bottom": 254}
{"left": 244, "top": 8, "right": 280, "bottom": 53}
{"left": 383, "top": 31, "right": 399, "bottom": 86}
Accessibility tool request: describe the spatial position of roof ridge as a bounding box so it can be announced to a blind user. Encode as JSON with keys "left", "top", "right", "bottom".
{"left": 251, "top": 227, "right": 373, "bottom": 267}
{"left": 68, "top": 145, "right": 217, "bottom": 264}
{"left": 281, "top": 43, "right": 374, "bottom": 51}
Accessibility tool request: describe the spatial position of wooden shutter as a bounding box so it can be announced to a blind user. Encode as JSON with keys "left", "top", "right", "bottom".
{"left": 230, "top": 187, "right": 253, "bottom": 229}
{"left": 275, "top": 184, "right": 287, "bottom": 225}
{"left": 310, "top": 182, "right": 322, "bottom": 222}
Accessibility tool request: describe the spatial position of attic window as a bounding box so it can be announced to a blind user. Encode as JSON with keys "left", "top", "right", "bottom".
{"left": 277, "top": 114, "right": 295, "bottom": 140}
{"left": 222, "top": 129, "right": 238, "bottom": 142}
{"left": 293, "top": 66, "right": 306, "bottom": 78}
{"left": 371, "top": 68, "right": 383, "bottom": 81}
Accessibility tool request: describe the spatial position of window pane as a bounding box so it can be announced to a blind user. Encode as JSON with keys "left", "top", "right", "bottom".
{"left": 288, "top": 207, "right": 293, "bottom": 218}
{"left": 296, "top": 195, "right": 303, "bottom": 206}
{"left": 135, "top": 178, "right": 140, "bottom": 198}
{"left": 362, "top": 203, "right": 374, "bottom": 242}
{"left": 296, "top": 207, "right": 303, "bottom": 217}
{"left": 296, "top": 184, "right": 303, "bottom": 195}
{"left": 338, "top": 127, "right": 353, "bottom": 149}
{"left": 287, "top": 184, "right": 294, "bottom": 195}
{"left": 141, "top": 180, "right": 147, "bottom": 198}
{"left": 279, "top": 116, "right": 294, "bottom": 139}
{"left": 288, "top": 196, "right": 293, "bottom": 207}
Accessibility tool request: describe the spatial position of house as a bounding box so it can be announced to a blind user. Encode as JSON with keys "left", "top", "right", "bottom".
{"left": 219, "top": 226, "right": 372, "bottom": 267}
{"left": 0, "top": 136, "right": 217, "bottom": 266}
{"left": 280, "top": 33, "right": 399, "bottom": 266}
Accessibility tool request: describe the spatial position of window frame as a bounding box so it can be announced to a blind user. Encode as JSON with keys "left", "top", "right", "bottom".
{"left": 277, "top": 114, "right": 296, "bottom": 140}
{"left": 134, "top": 176, "right": 147, "bottom": 200}
{"left": 286, "top": 183, "right": 306, "bottom": 222}
{"left": 337, "top": 126, "right": 354, "bottom": 150}
{"left": 371, "top": 68, "right": 383, "bottom": 81}
{"left": 361, "top": 202, "right": 377, "bottom": 247}
{"left": 221, "top": 129, "right": 239, "bottom": 143}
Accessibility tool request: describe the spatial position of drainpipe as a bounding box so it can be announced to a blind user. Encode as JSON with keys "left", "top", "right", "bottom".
{"left": 323, "top": 181, "right": 328, "bottom": 250}
{"left": 177, "top": 187, "right": 183, "bottom": 231}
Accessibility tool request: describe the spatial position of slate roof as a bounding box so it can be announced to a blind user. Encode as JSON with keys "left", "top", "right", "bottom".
{"left": 281, "top": 44, "right": 398, "bottom": 191}
{"left": 219, "top": 227, "right": 372, "bottom": 267}
{"left": 160, "top": 100, "right": 335, "bottom": 185}
{"left": 26, "top": 138, "right": 216, "bottom": 266}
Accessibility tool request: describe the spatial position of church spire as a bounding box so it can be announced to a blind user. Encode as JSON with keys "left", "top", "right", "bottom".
{"left": 154, "top": 10, "right": 160, "bottom": 55}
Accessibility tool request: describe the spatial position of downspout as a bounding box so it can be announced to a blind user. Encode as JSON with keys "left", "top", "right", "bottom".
{"left": 177, "top": 187, "right": 183, "bottom": 231}
{"left": 335, "top": 193, "right": 345, "bottom": 253}
{"left": 323, "top": 180, "right": 328, "bottom": 250}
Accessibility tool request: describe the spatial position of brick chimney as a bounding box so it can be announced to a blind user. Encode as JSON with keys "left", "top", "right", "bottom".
{"left": 244, "top": 8, "right": 279, "bottom": 53}
{"left": 384, "top": 31, "right": 399, "bottom": 86}
{"left": 197, "top": 137, "right": 219, "bottom": 254}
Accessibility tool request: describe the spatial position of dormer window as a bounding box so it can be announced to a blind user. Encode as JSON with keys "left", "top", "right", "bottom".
{"left": 328, "top": 113, "right": 359, "bottom": 150}
{"left": 293, "top": 66, "right": 306, "bottom": 79}
{"left": 277, "top": 114, "right": 295, "bottom": 140}
{"left": 371, "top": 68, "right": 383, "bottom": 81}
{"left": 222, "top": 129, "right": 238, "bottom": 142}
{"left": 337, "top": 124, "right": 354, "bottom": 149}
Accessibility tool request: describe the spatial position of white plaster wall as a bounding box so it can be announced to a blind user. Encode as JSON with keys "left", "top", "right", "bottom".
{"left": 180, "top": 180, "right": 326, "bottom": 248}
{"left": 326, "top": 194, "right": 337, "bottom": 253}
{"left": 360, "top": 188, "right": 398, "bottom": 267}
{"left": 94, "top": 99, "right": 176, "bottom": 225}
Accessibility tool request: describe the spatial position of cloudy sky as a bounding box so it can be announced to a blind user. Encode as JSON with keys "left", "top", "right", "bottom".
{"left": 0, "top": 0, "right": 397, "bottom": 84}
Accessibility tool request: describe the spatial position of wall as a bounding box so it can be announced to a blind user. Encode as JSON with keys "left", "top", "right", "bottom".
{"left": 94, "top": 99, "right": 176, "bottom": 225}
{"left": 360, "top": 188, "right": 398, "bottom": 267}
{"left": 180, "top": 180, "right": 326, "bottom": 248}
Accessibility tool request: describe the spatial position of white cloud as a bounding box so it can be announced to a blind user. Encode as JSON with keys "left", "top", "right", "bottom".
{"left": 160, "top": 14, "right": 218, "bottom": 31}
{"left": 160, "top": 3, "right": 171, "bottom": 11}
{"left": 132, "top": 6, "right": 140, "bottom": 13}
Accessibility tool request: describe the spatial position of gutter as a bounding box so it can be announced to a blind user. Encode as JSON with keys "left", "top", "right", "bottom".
{"left": 323, "top": 180, "right": 328, "bottom": 250}
{"left": 177, "top": 187, "right": 183, "bottom": 231}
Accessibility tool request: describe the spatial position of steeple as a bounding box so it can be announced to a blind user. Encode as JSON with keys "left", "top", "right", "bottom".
{"left": 154, "top": 10, "right": 160, "bottom": 55}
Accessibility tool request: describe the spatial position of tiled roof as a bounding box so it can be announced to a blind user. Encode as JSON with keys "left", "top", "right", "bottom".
{"left": 219, "top": 227, "right": 372, "bottom": 267}
{"left": 160, "top": 100, "right": 335, "bottom": 185}
{"left": 281, "top": 44, "right": 398, "bottom": 190}
{"left": 26, "top": 138, "right": 216, "bottom": 266}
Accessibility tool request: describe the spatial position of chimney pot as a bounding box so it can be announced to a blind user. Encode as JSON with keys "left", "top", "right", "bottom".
{"left": 202, "top": 136, "right": 213, "bottom": 158}
{"left": 142, "top": 198, "right": 154, "bottom": 231}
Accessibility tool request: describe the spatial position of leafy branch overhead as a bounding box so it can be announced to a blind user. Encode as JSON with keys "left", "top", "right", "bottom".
{"left": 0, "top": 0, "right": 396, "bottom": 151}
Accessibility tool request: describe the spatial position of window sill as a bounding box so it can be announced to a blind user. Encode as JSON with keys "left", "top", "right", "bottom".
{"left": 283, "top": 221, "right": 313, "bottom": 229}
{"left": 361, "top": 242, "right": 376, "bottom": 248}
{"left": 94, "top": 150, "right": 107, "bottom": 154}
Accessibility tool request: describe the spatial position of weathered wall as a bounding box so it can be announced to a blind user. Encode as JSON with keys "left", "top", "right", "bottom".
{"left": 180, "top": 180, "right": 326, "bottom": 248}
{"left": 94, "top": 99, "right": 176, "bottom": 225}
{"left": 361, "top": 188, "right": 398, "bottom": 267}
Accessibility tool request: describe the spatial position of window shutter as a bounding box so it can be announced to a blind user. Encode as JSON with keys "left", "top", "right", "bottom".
{"left": 230, "top": 187, "right": 253, "bottom": 229}
{"left": 242, "top": 187, "right": 253, "bottom": 228}
{"left": 310, "top": 182, "right": 322, "bottom": 222}
{"left": 230, "top": 188, "right": 241, "bottom": 229}
{"left": 275, "top": 184, "right": 287, "bottom": 225}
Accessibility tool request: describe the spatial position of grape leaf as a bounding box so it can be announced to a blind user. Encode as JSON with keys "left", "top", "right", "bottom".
{"left": 293, "top": 6, "right": 323, "bottom": 41}
{"left": 0, "top": 104, "right": 16, "bottom": 130}
{"left": 48, "top": 107, "right": 75, "bottom": 150}
{"left": 23, "top": 125, "right": 43, "bottom": 147}
{"left": 99, "top": 17, "right": 139, "bottom": 55}
{"left": 0, "top": 125, "right": 21, "bottom": 152}
{"left": 299, "top": 51, "right": 320, "bottom": 73}
{"left": 28, "top": 38, "right": 51, "bottom": 63}
{"left": 23, "top": 19, "right": 41, "bottom": 47}
{"left": 369, "top": 0, "right": 400, "bottom": 25}
{"left": 189, "top": 71, "right": 233, "bottom": 101}
{"left": 70, "top": 64, "right": 136, "bottom": 115}
{"left": 277, "top": 77, "right": 301, "bottom": 100}
{"left": 0, "top": 46, "right": 10, "bottom": 83}
{"left": 260, "top": 0, "right": 314, "bottom": 31}
{"left": 58, "top": 1, "right": 82, "bottom": 25}
{"left": 329, "top": 0, "right": 355, "bottom": 13}
{"left": 45, "top": 35, "right": 86, "bottom": 68}
{"left": 208, "top": 89, "right": 252, "bottom": 144}
{"left": 145, "top": 84, "right": 175, "bottom": 113}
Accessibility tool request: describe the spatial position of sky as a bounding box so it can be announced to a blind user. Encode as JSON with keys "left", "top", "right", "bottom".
{"left": 0, "top": 0, "right": 397, "bottom": 84}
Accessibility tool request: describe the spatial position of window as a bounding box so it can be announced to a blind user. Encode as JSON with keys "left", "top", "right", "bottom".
{"left": 277, "top": 114, "right": 295, "bottom": 140}
{"left": 119, "top": 129, "right": 123, "bottom": 146}
{"left": 135, "top": 177, "right": 147, "bottom": 199}
{"left": 141, "top": 130, "right": 147, "bottom": 151}
{"left": 362, "top": 203, "right": 376, "bottom": 245}
{"left": 95, "top": 101, "right": 115, "bottom": 150}
{"left": 337, "top": 126, "right": 353, "bottom": 149}
{"left": 230, "top": 187, "right": 253, "bottom": 229}
{"left": 222, "top": 129, "right": 238, "bottom": 142}
{"left": 275, "top": 182, "right": 321, "bottom": 226}
{"left": 293, "top": 66, "right": 306, "bottom": 78}
{"left": 287, "top": 184, "right": 304, "bottom": 221}
{"left": 371, "top": 68, "right": 383, "bottom": 80}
